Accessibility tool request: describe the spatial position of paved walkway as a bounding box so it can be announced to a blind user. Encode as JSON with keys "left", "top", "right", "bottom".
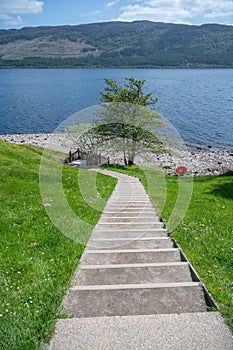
{"left": 49, "top": 170, "right": 233, "bottom": 349}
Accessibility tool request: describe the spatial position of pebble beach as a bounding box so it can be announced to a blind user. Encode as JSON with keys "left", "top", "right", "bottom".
{"left": 0, "top": 133, "right": 232, "bottom": 176}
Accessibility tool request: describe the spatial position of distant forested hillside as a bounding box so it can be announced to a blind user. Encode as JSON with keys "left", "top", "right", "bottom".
{"left": 0, "top": 21, "right": 233, "bottom": 68}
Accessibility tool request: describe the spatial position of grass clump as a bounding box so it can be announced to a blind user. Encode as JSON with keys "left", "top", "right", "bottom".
{"left": 102, "top": 164, "right": 233, "bottom": 331}
{"left": 0, "top": 141, "right": 117, "bottom": 350}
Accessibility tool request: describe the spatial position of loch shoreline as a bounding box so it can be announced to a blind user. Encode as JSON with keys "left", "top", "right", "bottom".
{"left": 0, "top": 132, "right": 232, "bottom": 176}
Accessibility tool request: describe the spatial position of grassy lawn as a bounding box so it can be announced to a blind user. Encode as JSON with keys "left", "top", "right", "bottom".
{"left": 0, "top": 141, "right": 117, "bottom": 350}
{"left": 102, "top": 164, "right": 233, "bottom": 331}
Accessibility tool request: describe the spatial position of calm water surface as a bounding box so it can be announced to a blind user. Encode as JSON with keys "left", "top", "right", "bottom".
{"left": 0, "top": 68, "right": 232, "bottom": 149}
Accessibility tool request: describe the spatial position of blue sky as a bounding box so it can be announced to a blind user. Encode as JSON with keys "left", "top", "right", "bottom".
{"left": 0, "top": 0, "right": 233, "bottom": 29}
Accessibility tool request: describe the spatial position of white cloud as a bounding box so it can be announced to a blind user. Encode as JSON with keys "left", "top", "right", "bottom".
{"left": 0, "top": 13, "right": 23, "bottom": 26}
{"left": 116, "top": 0, "right": 233, "bottom": 24}
{"left": 0, "top": 0, "right": 43, "bottom": 26}
{"left": 106, "top": 1, "right": 119, "bottom": 9}
{"left": 0, "top": 0, "right": 43, "bottom": 14}
{"left": 81, "top": 10, "right": 101, "bottom": 18}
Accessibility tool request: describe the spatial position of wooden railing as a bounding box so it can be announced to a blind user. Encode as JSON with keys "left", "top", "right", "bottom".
{"left": 65, "top": 148, "right": 109, "bottom": 167}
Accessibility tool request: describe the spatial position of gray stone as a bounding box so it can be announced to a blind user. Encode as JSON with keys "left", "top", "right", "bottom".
{"left": 87, "top": 237, "right": 174, "bottom": 249}
{"left": 91, "top": 228, "right": 168, "bottom": 239}
{"left": 62, "top": 282, "right": 207, "bottom": 317}
{"left": 105, "top": 203, "right": 154, "bottom": 208}
{"left": 103, "top": 211, "right": 158, "bottom": 217}
{"left": 73, "top": 262, "right": 192, "bottom": 285}
{"left": 100, "top": 216, "right": 161, "bottom": 223}
{"left": 96, "top": 222, "right": 164, "bottom": 229}
{"left": 81, "top": 248, "right": 181, "bottom": 264}
{"left": 49, "top": 312, "right": 233, "bottom": 350}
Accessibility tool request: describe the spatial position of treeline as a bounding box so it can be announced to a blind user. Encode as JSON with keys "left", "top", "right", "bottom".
{"left": 0, "top": 56, "right": 231, "bottom": 69}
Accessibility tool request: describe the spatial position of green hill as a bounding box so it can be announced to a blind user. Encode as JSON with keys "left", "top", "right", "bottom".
{"left": 0, "top": 21, "right": 233, "bottom": 68}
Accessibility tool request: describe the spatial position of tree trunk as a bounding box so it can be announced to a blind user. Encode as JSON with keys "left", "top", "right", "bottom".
{"left": 128, "top": 159, "right": 134, "bottom": 166}
{"left": 123, "top": 133, "right": 128, "bottom": 165}
{"left": 128, "top": 139, "right": 136, "bottom": 165}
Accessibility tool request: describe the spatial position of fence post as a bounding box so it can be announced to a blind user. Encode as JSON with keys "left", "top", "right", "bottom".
{"left": 69, "top": 151, "right": 72, "bottom": 163}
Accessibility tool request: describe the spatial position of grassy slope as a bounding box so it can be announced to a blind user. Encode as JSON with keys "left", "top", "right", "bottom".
{"left": 163, "top": 173, "right": 233, "bottom": 329}
{"left": 0, "top": 141, "right": 117, "bottom": 350}
{"left": 102, "top": 164, "right": 233, "bottom": 331}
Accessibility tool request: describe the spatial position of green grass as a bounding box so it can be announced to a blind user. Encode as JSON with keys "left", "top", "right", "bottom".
{"left": 102, "top": 164, "right": 233, "bottom": 331}
{"left": 0, "top": 141, "right": 117, "bottom": 350}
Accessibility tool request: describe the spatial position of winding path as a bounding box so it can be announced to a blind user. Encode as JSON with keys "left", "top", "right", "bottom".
{"left": 49, "top": 170, "right": 232, "bottom": 349}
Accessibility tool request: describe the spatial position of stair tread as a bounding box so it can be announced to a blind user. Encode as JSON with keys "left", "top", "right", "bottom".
{"left": 85, "top": 248, "right": 178, "bottom": 253}
{"left": 70, "top": 282, "right": 200, "bottom": 290}
{"left": 79, "top": 262, "right": 189, "bottom": 269}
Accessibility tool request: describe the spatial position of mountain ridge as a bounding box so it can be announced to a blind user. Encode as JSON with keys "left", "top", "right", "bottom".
{"left": 0, "top": 20, "right": 233, "bottom": 68}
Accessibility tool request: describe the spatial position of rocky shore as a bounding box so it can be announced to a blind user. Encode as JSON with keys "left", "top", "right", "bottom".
{"left": 139, "top": 148, "right": 233, "bottom": 176}
{"left": 0, "top": 133, "right": 232, "bottom": 176}
{"left": 0, "top": 133, "right": 72, "bottom": 153}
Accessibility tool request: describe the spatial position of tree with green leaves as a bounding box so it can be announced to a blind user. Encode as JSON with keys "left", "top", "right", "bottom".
{"left": 65, "top": 77, "right": 167, "bottom": 166}
{"left": 96, "top": 77, "right": 165, "bottom": 165}
{"left": 100, "top": 77, "right": 157, "bottom": 106}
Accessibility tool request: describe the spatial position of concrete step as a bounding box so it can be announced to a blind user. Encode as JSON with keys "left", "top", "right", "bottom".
{"left": 105, "top": 207, "right": 155, "bottom": 211}
{"left": 96, "top": 223, "right": 164, "bottom": 230}
{"left": 100, "top": 217, "right": 161, "bottom": 223}
{"left": 107, "top": 201, "right": 151, "bottom": 204}
{"left": 105, "top": 203, "right": 154, "bottom": 208}
{"left": 63, "top": 282, "right": 207, "bottom": 317}
{"left": 112, "top": 193, "right": 147, "bottom": 196}
{"left": 110, "top": 201, "right": 151, "bottom": 204}
{"left": 108, "top": 198, "right": 149, "bottom": 200}
{"left": 110, "top": 198, "right": 150, "bottom": 202}
{"left": 111, "top": 193, "right": 148, "bottom": 196}
{"left": 87, "top": 237, "right": 174, "bottom": 250}
{"left": 106, "top": 204, "right": 153, "bottom": 208}
{"left": 103, "top": 211, "right": 158, "bottom": 217}
{"left": 74, "top": 262, "right": 192, "bottom": 285}
{"left": 104, "top": 207, "right": 155, "bottom": 212}
{"left": 81, "top": 248, "right": 181, "bottom": 264}
{"left": 49, "top": 313, "right": 233, "bottom": 350}
{"left": 91, "top": 228, "right": 169, "bottom": 239}
{"left": 118, "top": 185, "right": 140, "bottom": 187}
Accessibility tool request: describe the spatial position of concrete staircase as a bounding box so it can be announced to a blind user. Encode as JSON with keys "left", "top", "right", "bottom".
{"left": 49, "top": 170, "right": 233, "bottom": 349}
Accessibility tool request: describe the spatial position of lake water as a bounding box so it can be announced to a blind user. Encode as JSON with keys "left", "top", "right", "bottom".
{"left": 0, "top": 68, "right": 232, "bottom": 149}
